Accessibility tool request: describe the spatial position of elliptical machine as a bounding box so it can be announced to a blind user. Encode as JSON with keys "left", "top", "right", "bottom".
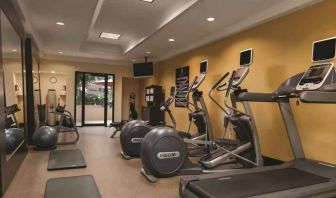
{"left": 140, "top": 51, "right": 263, "bottom": 182}
{"left": 110, "top": 93, "right": 138, "bottom": 138}
{"left": 119, "top": 79, "right": 207, "bottom": 160}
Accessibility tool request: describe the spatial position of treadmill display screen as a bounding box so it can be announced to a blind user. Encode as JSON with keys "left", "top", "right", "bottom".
{"left": 240, "top": 49, "right": 253, "bottom": 66}
{"left": 307, "top": 68, "right": 325, "bottom": 78}
{"left": 313, "top": 38, "right": 336, "bottom": 62}
{"left": 298, "top": 64, "right": 332, "bottom": 87}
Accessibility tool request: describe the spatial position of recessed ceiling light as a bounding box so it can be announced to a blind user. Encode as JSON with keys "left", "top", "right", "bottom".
{"left": 206, "top": 17, "right": 215, "bottom": 22}
{"left": 100, "top": 32, "right": 121, "bottom": 40}
{"left": 168, "top": 38, "right": 175, "bottom": 42}
{"left": 56, "top": 22, "right": 65, "bottom": 26}
{"left": 146, "top": 51, "right": 151, "bottom": 54}
{"left": 12, "top": 49, "right": 17, "bottom": 52}
{"left": 58, "top": 51, "right": 63, "bottom": 54}
{"left": 140, "top": 0, "right": 155, "bottom": 3}
{"left": 51, "top": 70, "right": 56, "bottom": 74}
{"left": 132, "top": 59, "right": 136, "bottom": 62}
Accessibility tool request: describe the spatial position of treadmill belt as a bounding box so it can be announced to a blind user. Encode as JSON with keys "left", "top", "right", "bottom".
{"left": 45, "top": 175, "right": 101, "bottom": 198}
{"left": 48, "top": 149, "right": 86, "bottom": 170}
{"left": 187, "top": 168, "right": 329, "bottom": 198}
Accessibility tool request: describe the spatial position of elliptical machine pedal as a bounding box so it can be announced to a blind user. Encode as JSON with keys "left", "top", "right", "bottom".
{"left": 140, "top": 168, "right": 158, "bottom": 183}
{"left": 120, "top": 151, "right": 134, "bottom": 160}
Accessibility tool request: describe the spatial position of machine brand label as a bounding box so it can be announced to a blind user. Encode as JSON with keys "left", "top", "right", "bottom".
{"left": 157, "top": 151, "right": 180, "bottom": 159}
{"left": 131, "top": 138, "right": 144, "bottom": 143}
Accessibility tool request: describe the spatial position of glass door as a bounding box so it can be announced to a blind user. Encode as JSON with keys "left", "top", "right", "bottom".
{"left": 75, "top": 72, "right": 83, "bottom": 126}
{"left": 84, "top": 73, "right": 106, "bottom": 125}
{"left": 75, "top": 72, "right": 114, "bottom": 126}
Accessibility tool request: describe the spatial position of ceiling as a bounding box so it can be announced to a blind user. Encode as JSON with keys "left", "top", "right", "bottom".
{"left": 1, "top": 11, "right": 21, "bottom": 58}
{"left": 14, "top": 0, "right": 321, "bottom": 66}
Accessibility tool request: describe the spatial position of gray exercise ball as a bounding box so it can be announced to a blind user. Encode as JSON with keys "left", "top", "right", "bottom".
{"left": 5, "top": 128, "right": 24, "bottom": 152}
{"left": 33, "top": 126, "right": 58, "bottom": 149}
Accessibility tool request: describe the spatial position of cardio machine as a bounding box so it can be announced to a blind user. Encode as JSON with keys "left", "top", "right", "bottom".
{"left": 110, "top": 93, "right": 138, "bottom": 138}
{"left": 180, "top": 38, "right": 336, "bottom": 198}
{"left": 199, "top": 49, "right": 262, "bottom": 169}
{"left": 119, "top": 81, "right": 207, "bottom": 160}
{"left": 140, "top": 55, "right": 262, "bottom": 182}
{"left": 51, "top": 105, "right": 79, "bottom": 145}
{"left": 5, "top": 104, "right": 21, "bottom": 129}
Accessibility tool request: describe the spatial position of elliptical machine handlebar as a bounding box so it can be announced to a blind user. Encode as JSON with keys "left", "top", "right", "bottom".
{"left": 225, "top": 71, "right": 237, "bottom": 97}
{"left": 208, "top": 73, "right": 231, "bottom": 114}
{"left": 160, "top": 78, "right": 190, "bottom": 111}
{"left": 211, "top": 72, "right": 230, "bottom": 90}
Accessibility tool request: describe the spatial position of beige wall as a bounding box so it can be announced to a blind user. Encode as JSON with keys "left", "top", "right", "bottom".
{"left": 39, "top": 59, "right": 133, "bottom": 122}
{"left": 121, "top": 77, "right": 141, "bottom": 120}
{"left": 140, "top": 0, "right": 336, "bottom": 164}
{"left": 3, "top": 59, "right": 24, "bottom": 123}
{"left": 39, "top": 72, "right": 67, "bottom": 106}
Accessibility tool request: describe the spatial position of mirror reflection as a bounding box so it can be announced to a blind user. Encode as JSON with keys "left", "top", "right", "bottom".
{"left": 33, "top": 56, "right": 41, "bottom": 128}
{"left": 1, "top": 11, "right": 25, "bottom": 161}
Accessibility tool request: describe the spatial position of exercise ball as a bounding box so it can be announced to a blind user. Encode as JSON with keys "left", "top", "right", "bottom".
{"left": 5, "top": 128, "right": 24, "bottom": 153}
{"left": 33, "top": 126, "right": 58, "bottom": 150}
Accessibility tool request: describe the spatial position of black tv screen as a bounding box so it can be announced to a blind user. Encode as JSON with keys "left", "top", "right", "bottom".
{"left": 313, "top": 38, "right": 336, "bottom": 62}
{"left": 133, "top": 62, "right": 153, "bottom": 77}
{"left": 240, "top": 49, "right": 253, "bottom": 66}
{"left": 200, "top": 60, "right": 208, "bottom": 74}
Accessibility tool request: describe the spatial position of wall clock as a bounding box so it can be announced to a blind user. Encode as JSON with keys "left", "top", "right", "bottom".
{"left": 49, "top": 76, "right": 57, "bottom": 84}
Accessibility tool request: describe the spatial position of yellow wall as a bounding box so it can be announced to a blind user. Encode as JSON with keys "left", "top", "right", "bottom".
{"left": 140, "top": 0, "right": 336, "bottom": 164}
{"left": 39, "top": 59, "right": 133, "bottom": 122}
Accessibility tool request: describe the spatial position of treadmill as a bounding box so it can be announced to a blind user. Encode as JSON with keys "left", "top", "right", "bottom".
{"left": 179, "top": 39, "right": 336, "bottom": 198}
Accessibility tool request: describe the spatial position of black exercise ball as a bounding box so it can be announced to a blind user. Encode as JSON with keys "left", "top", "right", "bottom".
{"left": 120, "top": 120, "right": 152, "bottom": 158}
{"left": 33, "top": 126, "right": 58, "bottom": 150}
{"left": 140, "top": 126, "right": 187, "bottom": 178}
{"left": 5, "top": 128, "right": 24, "bottom": 153}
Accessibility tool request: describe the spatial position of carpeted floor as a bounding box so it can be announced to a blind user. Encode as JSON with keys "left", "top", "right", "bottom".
{"left": 4, "top": 127, "right": 180, "bottom": 198}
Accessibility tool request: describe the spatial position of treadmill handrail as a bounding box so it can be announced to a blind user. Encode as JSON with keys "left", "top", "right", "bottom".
{"left": 299, "top": 91, "right": 336, "bottom": 103}
{"left": 237, "top": 92, "right": 276, "bottom": 102}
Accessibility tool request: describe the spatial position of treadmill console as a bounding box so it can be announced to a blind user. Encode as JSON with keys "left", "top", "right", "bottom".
{"left": 296, "top": 63, "right": 334, "bottom": 91}
{"left": 232, "top": 67, "right": 249, "bottom": 87}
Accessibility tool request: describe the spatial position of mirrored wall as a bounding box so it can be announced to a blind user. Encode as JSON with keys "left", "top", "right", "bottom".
{"left": 1, "top": 10, "right": 25, "bottom": 161}
{"left": 32, "top": 42, "right": 41, "bottom": 130}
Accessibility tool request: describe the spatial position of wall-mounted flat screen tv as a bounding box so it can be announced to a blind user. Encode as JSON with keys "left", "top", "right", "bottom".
{"left": 133, "top": 62, "right": 153, "bottom": 77}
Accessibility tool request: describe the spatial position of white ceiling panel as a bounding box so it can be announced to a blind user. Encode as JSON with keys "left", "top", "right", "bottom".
{"left": 14, "top": 0, "right": 321, "bottom": 65}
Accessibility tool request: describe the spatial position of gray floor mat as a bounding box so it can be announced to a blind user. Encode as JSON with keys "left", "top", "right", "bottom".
{"left": 45, "top": 175, "right": 101, "bottom": 198}
{"left": 48, "top": 149, "right": 86, "bottom": 170}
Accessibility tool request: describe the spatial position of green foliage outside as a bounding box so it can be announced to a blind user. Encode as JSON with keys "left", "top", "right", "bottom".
{"left": 76, "top": 74, "right": 113, "bottom": 107}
